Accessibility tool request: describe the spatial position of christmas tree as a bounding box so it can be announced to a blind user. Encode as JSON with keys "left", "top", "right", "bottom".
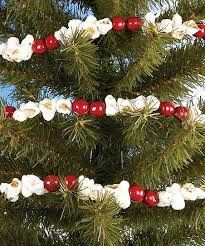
{"left": 1, "top": 0, "right": 205, "bottom": 245}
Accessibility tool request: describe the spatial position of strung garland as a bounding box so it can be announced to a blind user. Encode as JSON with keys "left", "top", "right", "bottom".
{"left": 1, "top": 174, "right": 205, "bottom": 211}
{"left": 4, "top": 95, "right": 205, "bottom": 125}
{"left": 0, "top": 13, "right": 204, "bottom": 63}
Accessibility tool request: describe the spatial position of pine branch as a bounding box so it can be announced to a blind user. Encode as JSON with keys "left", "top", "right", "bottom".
{"left": 124, "top": 123, "right": 205, "bottom": 187}
{"left": 139, "top": 41, "right": 205, "bottom": 100}
{"left": 0, "top": 115, "right": 85, "bottom": 175}
{"left": 77, "top": 194, "right": 123, "bottom": 246}
{"left": 177, "top": 0, "right": 205, "bottom": 21}
{"left": 113, "top": 34, "right": 173, "bottom": 93}
{"left": 62, "top": 30, "right": 99, "bottom": 97}
{"left": 60, "top": 116, "right": 102, "bottom": 152}
{"left": 5, "top": 0, "right": 70, "bottom": 36}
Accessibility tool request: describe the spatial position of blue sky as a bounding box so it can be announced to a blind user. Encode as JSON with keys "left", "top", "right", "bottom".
{"left": 0, "top": 87, "right": 10, "bottom": 98}
{"left": 0, "top": 86, "right": 15, "bottom": 104}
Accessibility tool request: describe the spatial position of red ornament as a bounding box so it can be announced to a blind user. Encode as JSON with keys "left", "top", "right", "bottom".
{"left": 127, "top": 17, "right": 143, "bottom": 31}
{"left": 129, "top": 185, "right": 145, "bottom": 202}
{"left": 72, "top": 99, "right": 89, "bottom": 116}
{"left": 194, "top": 23, "right": 205, "bottom": 38}
{"left": 65, "top": 175, "right": 78, "bottom": 189}
{"left": 159, "top": 102, "right": 175, "bottom": 117}
{"left": 44, "top": 175, "right": 60, "bottom": 192}
{"left": 143, "top": 190, "right": 159, "bottom": 207}
{"left": 112, "top": 17, "right": 126, "bottom": 31}
{"left": 45, "top": 35, "right": 60, "bottom": 50}
{"left": 89, "top": 101, "right": 106, "bottom": 118}
{"left": 32, "top": 39, "right": 47, "bottom": 54}
{"left": 5, "top": 106, "right": 16, "bottom": 118}
{"left": 174, "top": 106, "right": 189, "bottom": 121}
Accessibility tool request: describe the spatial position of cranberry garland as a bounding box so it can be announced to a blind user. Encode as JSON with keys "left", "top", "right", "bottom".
{"left": 43, "top": 174, "right": 159, "bottom": 207}
{"left": 32, "top": 35, "right": 59, "bottom": 54}
{"left": 0, "top": 13, "right": 205, "bottom": 63}
{"left": 5, "top": 106, "right": 16, "bottom": 118}
{"left": 5, "top": 97, "right": 191, "bottom": 122}
{"left": 160, "top": 102, "right": 189, "bottom": 120}
{"left": 2, "top": 174, "right": 205, "bottom": 210}
{"left": 194, "top": 23, "right": 205, "bottom": 38}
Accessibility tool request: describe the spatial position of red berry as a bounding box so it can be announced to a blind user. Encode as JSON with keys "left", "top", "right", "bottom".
{"left": 129, "top": 185, "right": 145, "bottom": 202}
{"left": 5, "top": 106, "right": 16, "bottom": 118}
{"left": 72, "top": 99, "right": 89, "bottom": 116}
{"left": 159, "top": 102, "right": 175, "bottom": 117}
{"left": 143, "top": 190, "right": 159, "bottom": 207}
{"left": 89, "top": 101, "right": 106, "bottom": 118}
{"left": 32, "top": 39, "right": 47, "bottom": 54}
{"left": 194, "top": 23, "right": 205, "bottom": 38}
{"left": 112, "top": 17, "right": 126, "bottom": 31}
{"left": 65, "top": 175, "right": 78, "bottom": 189}
{"left": 44, "top": 175, "right": 60, "bottom": 192}
{"left": 127, "top": 17, "right": 143, "bottom": 31}
{"left": 174, "top": 106, "right": 189, "bottom": 121}
{"left": 45, "top": 35, "right": 60, "bottom": 50}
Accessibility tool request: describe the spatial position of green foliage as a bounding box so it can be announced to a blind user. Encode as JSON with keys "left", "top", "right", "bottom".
{"left": 62, "top": 30, "right": 99, "bottom": 97}
{"left": 139, "top": 40, "right": 205, "bottom": 100}
{"left": 124, "top": 122, "right": 205, "bottom": 187}
{"left": 60, "top": 116, "right": 102, "bottom": 151}
{"left": 77, "top": 194, "right": 123, "bottom": 246}
{"left": 113, "top": 33, "right": 173, "bottom": 93}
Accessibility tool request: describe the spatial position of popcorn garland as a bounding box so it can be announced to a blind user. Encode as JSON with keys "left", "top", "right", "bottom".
{"left": 1, "top": 174, "right": 205, "bottom": 211}
{"left": 0, "top": 13, "right": 204, "bottom": 63}
{"left": 4, "top": 95, "right": 205, "bottom": 126}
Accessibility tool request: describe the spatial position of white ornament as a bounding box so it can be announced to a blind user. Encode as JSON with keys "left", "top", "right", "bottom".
{"left": 67, "top": 19, "right": 83, "bottom": 37}
{"left": 144, "top": 12, "right": 157, "bottom": 25}
{"left": 21, "top": 175, "right": 47, "bottom": 197}
{"left": 145, "top": 95, "right": 160, "bottom": 113}
{"left": 89, "top": 184, "right": 105, "bottom": 201}
{"left": 117, "top": 98, "right": 134, "bottom": 113}
{"left": 105, "top": 95, "right": 119, "bottom": 116}
{"left": 156, "top": 19, "right": 173, "bottom": 33}
{"left": 0, "top": 178, "right": 22, "bottom": 202}
{"left": 180, "top": 183, "right": 197, "bottom": 201}
{"left": 7, "top": 37, "right": 20, "bottom": 49}
{"left": 21, "top": 34, "right": 34, "bottom": 46}
{"left": 78, "top": 175, "right": 95, "bottom": 200}
{"left": 171, "top": 14, "right": 199, "bottom": 39}
{"left": 195, "top": 188, "right": 205, "bottom": 199}
{"left": 20, "top": 102, "right": 40, "bottom": 118}
{"left": 166, "top": 183, "right": 185, "bottom": 210}
{"left": 171, "top": 193, "right": 185, "bottom": 210}
{"left": 0, "top": 183, "right": 8, "bottom": 193}
{"left": 157, "top": 191, "right": 172, "bottom": 207}
{"left": 0, "top": 35, "right": 34, "bottom": 62}
{"left": 84, "top": 16, "right": 97, "bottom": 24}
{"left": 54, "top": 26, "right": 69, "bottom": 42}
{"left": 4, "top": 46, "right": 21, "bottom": 62}
{"left": 39, "top": 99, "right": 56, "bottom": 121}
{"left": 144, "top": 12, "right": 199, "bottom": 39}
{"left": 56, "top": 99, "right": 72, "bottom": 115}
{"left": 130, "top": 95, "right": 146, "bottom": 111}
{"left": 80, "top": 21, "right": 100, "bottom": 40}
{"left": 187, "top": 105, "right": 205, "bottom": 124}
{"left": 96, "top": 18, "right": 113, "bottom": 35}
{"left": 55, "top": 20, "right": 84, "bottom": 43}
{"left": 18, "top": 45, "right": 33, "bottom": 61}
{"left": 13, "top": 109, "right": 28, "bottom": 122}
{"left": 105, "top": 181, "right": 131, "bottom": 209}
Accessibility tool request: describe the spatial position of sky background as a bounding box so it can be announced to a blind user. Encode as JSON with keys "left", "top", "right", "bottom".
{"left": 0, "top": 86, "right": 15, "bottom": 104}
{"left": 1, "top": 85, "right": 205, "bottom": 106}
